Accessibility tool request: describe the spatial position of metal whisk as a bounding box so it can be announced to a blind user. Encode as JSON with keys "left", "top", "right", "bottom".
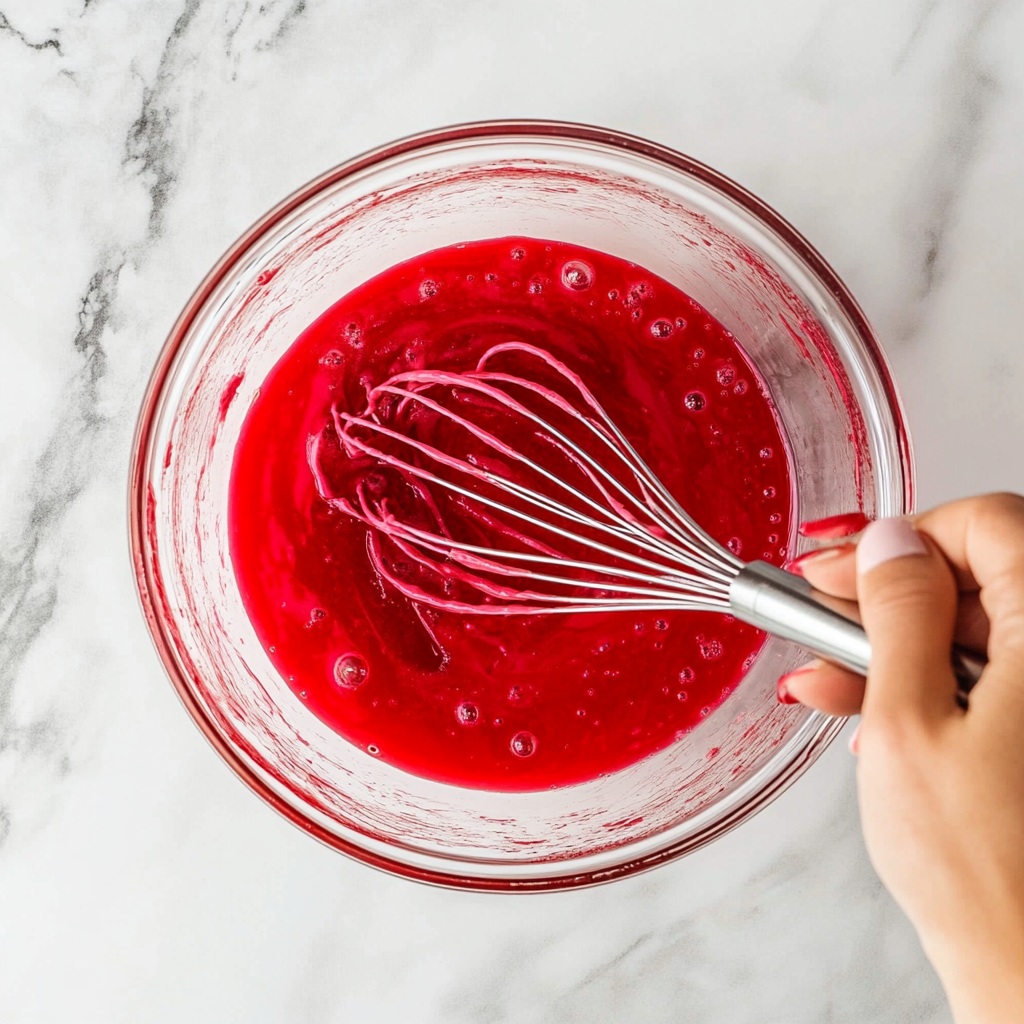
{"left": 309, "top": 341, "right": 982, "bottom": 689}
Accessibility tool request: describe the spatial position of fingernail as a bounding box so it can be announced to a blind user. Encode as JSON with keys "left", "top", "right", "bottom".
{"left": 848, "top": 724, "right": 861, "bottom": 755}
{"left": 798, "top": 511, "right": 872, "bottom": 540}
{"left": 776, "top": 661, "right": 820, "bottom": 704}
{"left": 776, "top": 678, "right": 801, "bottom": 704}
{"left": 787, "top": 546, "right": 846, "bottom": 577}
{"left": 856, "top": 517, "right": 928, "bottom": 576}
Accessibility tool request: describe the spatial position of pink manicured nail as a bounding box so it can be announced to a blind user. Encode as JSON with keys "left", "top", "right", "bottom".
{"left": 798, "top": 511, "right": 871, "bottom": 540}
{"left": 787, "top": 546, "right": 846, "bottom": 576}
{"left": 848, "top": 724, "right": 861, "bottom": 755}
{"left": 856, "top": 518, "right": 928, "bottom": 575}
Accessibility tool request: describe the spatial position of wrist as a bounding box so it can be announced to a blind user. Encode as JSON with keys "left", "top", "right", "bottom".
{"left": 926, "top": 938, "right": 1024, "bottom": 1024}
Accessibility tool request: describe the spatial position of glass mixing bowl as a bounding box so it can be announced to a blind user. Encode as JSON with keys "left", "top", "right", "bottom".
{"left": 130, "top": 121, "right": 912, "bottom": 890}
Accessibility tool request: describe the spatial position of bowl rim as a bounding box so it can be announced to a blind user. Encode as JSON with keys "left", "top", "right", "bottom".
{"left": 128, "top": 119, "right": 914, "bottom": 891}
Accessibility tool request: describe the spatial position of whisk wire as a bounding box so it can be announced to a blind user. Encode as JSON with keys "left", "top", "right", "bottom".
{"left": 363, "top": 511, "right": 729, "bottom": 601}
{"left": 364, "top": 374, "right": 683, "bottom": 550}
{"left": 476, "top": 343, "right": 744, "bottom": 579}
{"left": 339, "top": 418, "right": 729, "bottom": 598}
{"left": 335, "top": 390, "right": 720, "bottom": 580}
{"left": 342, "top": 367, "right": 734, "bottom": 581}
{"left": 363, "top": 527, "right": 730, "bottom": 616}
{"left": 314, "top": 341, "right": 744, "bottom": 615}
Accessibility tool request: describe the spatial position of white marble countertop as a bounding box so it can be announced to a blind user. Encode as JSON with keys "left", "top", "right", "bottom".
{"left": 2, "top": 1, "right": 1023, "bottom": 1021}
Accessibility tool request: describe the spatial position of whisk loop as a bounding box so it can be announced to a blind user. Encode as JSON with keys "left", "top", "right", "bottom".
{"left": 310, "top": 341, "right": 741, "bottom": 617}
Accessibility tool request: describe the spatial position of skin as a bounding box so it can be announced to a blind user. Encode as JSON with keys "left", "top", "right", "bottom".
{"left": 783, "top": 493, "right": 1024, "bottom": 1023}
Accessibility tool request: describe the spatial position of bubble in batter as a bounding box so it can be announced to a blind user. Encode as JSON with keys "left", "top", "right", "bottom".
{"left": 510, "top": 731, "right": 538, "bottom": 758}
{"left": 561, "top": 260, "right": 594, "bottom": 291}
{"left": 334, "top": 653, "right": 369, "bottom": 689}
{"left": 455, "top": 701, "right": 480, "bottom": 726}
{"left": 698, "top": 637, "right": 724, "bottom": 660}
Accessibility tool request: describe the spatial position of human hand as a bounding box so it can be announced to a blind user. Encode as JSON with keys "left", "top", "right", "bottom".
{"left": 779, "top": 494, "right": 1024, "bottom": 1024}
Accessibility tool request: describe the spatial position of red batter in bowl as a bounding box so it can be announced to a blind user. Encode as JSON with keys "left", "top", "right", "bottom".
{"left": 230, "top": 237, "right": 792, "bottom": 789}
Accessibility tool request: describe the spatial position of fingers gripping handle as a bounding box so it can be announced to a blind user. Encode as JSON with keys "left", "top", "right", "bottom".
{"left": 729, "top": 561, "right": 985, "bottom": 699}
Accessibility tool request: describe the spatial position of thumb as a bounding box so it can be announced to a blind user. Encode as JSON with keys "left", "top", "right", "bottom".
{"left": 857, "top": 517, "right": 960, "bottom": 723}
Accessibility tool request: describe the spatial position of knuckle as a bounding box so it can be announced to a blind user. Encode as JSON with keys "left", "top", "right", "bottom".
{"left": 982, "top": 552, "right": 1024, "bottom": 627}
{"left": 990, "top": 605, "right": 1024, "bottom": 659}
{"left": 976, "top": 491, "right": 1024, "bottom": 530}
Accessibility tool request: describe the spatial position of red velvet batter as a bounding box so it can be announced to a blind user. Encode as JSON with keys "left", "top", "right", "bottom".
{"left": 229, "top": 238, "right": 792, "bottom": 790}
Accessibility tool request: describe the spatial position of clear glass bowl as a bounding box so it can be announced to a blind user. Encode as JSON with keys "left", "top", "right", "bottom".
{"left": 130, "top": 121, "right": 912, "bottom": 890}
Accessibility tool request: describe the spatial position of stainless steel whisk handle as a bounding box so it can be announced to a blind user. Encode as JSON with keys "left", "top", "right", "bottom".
{"left": 729, "top": 561, "right": 985, "bottom": 700}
